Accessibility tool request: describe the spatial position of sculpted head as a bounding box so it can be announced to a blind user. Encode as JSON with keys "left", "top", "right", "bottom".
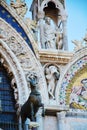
{"left": 45, "top": 17, "right": 51, "bottom": 25}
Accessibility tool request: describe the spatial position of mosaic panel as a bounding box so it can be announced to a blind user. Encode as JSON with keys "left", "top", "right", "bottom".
{"left": 59, "top": 56, "right": 87, "bottom": 110}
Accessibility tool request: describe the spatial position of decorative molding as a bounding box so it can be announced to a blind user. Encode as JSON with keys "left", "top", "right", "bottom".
{"left": 38, "top": 49, "right": 73, "bottom": 64}
{"left": 0, "top": 18, "right": 49, "bottom": 105}
{"left": 57, "top": 47, "right": 87, "bottom": 111}
{"left": 45, "top": 105, "right": 68, "bottom": 116}
{"left": 0, "top": 39, "right": 28, "bottom": 104}
{"left": 0, "top": 1, "right": 38, "bottom": 56}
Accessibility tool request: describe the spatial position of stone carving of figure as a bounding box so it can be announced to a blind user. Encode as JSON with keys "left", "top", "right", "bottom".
{"left": 11, "top": 78, "right": 18, "bottom": 102}
{"left": 10, "top": 0, "right": 28, "bottom": 18}
{"left": 56, "top": 32, "right": 63, "bottom": 49}
{"left": 70, "top": 78, "right": 87, "bottom": 110}
{"left": 72, "top": 39, "right": 84, "bottom": 51}
{"left": 7, "top": 36, "right": 25, "bottom": 56}
{"left": 43, "top": 17, "right": 57, "bottom": 49}
{"left": 45, "top": 65, "right": 60, "bottom": 99}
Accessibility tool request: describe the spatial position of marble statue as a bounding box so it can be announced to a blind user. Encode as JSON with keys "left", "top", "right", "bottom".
{"left": 45, "top": 65, "right": 60, "bottom": 100}
{"left": 10, "top": 0, "right": 28, "bottom": 18}
{"left": 72, "top": 39, "right": 84, "bottom": 51}
{"left": 56, "top": 32, "right": 63, "bottom": 49}
{"left": 43, "top": 17, "right": 57, "bottom": 49}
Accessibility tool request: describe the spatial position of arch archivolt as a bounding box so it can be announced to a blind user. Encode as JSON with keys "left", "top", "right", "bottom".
{"left": 56, "top": 47, "right": 87, "bottom": 107}
{"left": 0, "top": 1, "right": 38, "bottom": 55}
{"left": 0, "top": 18, "right": 49, "bottom": 105}
{"left": 0, "top": 39, "right": 28, "bottom": 105}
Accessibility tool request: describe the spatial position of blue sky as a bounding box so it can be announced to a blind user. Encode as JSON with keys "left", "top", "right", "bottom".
{"left": 66, "top": 0, "right": 87, "bottom": 51}
{"left": 7, "top": 0, "right": 87, "bottom": 51}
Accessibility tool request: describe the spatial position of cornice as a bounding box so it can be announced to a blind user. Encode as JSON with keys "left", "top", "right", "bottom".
{"left": 38, "top": 49, "right": 73, "bottom": 65}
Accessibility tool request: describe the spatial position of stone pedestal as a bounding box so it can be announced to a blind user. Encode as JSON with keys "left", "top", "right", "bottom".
{"left": 18, "top": 116, "right": 22, "bottom": 130}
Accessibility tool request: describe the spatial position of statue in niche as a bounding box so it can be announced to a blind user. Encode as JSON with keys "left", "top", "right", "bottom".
{"left": 43, "top": 17, "right": 63, "bottom": 49}
{"left": 20, "top": 72, "right": 45, "bottom": 124}
{"left": 43, "top": 17, "right": 57, "bottom": 49}
{"left": 56, "top": 18, "right": 63, "bottom": 49}
{"left": 70, "top": 78, "right": 87, "bottom": 110}
{"left": 56, "top": 32, "right": 63, "bottom": 49}
{"left": 10, "top": 0, "right": 28, "bottom": 18}
{"left": 45, "top": 65, "right": 60, "bottom": 100}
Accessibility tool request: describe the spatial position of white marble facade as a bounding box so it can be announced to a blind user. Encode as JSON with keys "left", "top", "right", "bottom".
{"left": 0, "top": 0, "right": 87, "bottom": 130}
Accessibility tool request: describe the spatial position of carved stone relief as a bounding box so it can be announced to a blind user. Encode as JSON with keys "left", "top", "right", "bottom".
{"left": 0, "top": 56, "right": 19, "bottom": 108}
{"left": 6, "top": 36, "right": 26, "bottom": 56}
{"left": 24, "top": 18, "right": 38, "bottom": 41}
{"left": 0, "top": 18, "right": 49, "bottom": 104}
{"left": 44, "top": 64, "right": 60, "bottom": 100}
{"left": 10, "top": 0, "right": 28, "bottom": 18}
{"left": 39, "top": 16, "right": 63, "bottom": 49}
{"left": 72, "top": 32, "right": 87, "bottom": 52}
{"left": 0, "top": 39, "right": 29, "bottom": 105}
{"left": 0, "top": 18, "right": 36, "bottom": 71}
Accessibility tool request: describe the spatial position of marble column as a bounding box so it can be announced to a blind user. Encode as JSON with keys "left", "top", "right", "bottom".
{"left": 36, "top": 107, "right": 44, "bottom": 130}
{"left": 38, "top": 11, "right": 45, "bottom": 48}
{"left": 61, "top": 14, "right": 68, "bottom": 50}
{"left": 25, "top": 118, "right": 30, "bottom": 130}
{"left": 18, "top": 116, "right": 22, "bottom": 130}
{"left": 57, "top": 111, "right": 66, "bottom": 130}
